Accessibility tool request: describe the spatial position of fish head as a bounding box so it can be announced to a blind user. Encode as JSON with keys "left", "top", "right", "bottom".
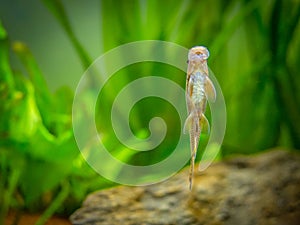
{"left": 188, "top": 46, "right": 210, "bottom": 62}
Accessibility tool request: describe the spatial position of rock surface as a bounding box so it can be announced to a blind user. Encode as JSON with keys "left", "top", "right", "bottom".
{"left": 70, "top": 150, "right": 300, "bottom": 225}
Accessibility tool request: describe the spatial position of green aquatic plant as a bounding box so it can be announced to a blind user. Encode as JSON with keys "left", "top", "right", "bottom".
{"left": 0, "top": 21, "right": 111, "bottom": 225}
{"left": 0, "top": 0, "right": 299, "bottom": 224}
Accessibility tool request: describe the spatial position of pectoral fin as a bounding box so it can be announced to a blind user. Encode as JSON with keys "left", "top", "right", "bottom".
{"left": 205, "top": 77, "right": 216, "bottom": 103}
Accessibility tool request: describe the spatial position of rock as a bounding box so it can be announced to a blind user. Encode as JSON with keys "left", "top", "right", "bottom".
{"left": 70, "top": 150, "right": 300, "bottom": 225}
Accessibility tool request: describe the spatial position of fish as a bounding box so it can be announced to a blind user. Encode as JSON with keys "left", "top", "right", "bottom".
{"left": 184, "top": 46, "right": 216, "bottom": 190}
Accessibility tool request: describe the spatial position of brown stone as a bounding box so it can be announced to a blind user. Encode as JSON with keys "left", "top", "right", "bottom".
{"left": 70, "top": 150, "right": 300, "bottom": 225}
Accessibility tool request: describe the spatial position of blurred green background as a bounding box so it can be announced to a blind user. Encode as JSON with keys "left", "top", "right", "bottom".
{"left": 0, "top": 0, "right": 299, "bottom": 224}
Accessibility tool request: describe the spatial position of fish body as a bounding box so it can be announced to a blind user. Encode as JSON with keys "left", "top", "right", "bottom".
{"left": 184, "top": 46, "right": 216, "bottom": 190}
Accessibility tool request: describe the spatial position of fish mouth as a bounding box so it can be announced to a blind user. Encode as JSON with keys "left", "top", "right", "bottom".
{"left": 195, "top": 54, "right": 207, "bottom": 61}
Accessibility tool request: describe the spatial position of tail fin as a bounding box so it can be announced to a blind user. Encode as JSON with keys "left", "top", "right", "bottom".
{"left": 187, "top": 113, "right": 210, "bottom": 190}
{"left": 189, "top": 151, "right": 196, "bottom": 190}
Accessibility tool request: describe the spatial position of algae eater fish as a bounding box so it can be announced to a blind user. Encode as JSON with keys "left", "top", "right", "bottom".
{"left": 184, "top": 46, "right": 216, "bottom": 190}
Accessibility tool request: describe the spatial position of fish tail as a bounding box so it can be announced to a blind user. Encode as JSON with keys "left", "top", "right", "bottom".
{"left": 189, "top": 145, "right": 197, "bottom": 190}
{"left": 185, "top": 112, "right": 207, "bottom": 190}
{"left": 189, "top": 118, "right": 199, "bottom": 190}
